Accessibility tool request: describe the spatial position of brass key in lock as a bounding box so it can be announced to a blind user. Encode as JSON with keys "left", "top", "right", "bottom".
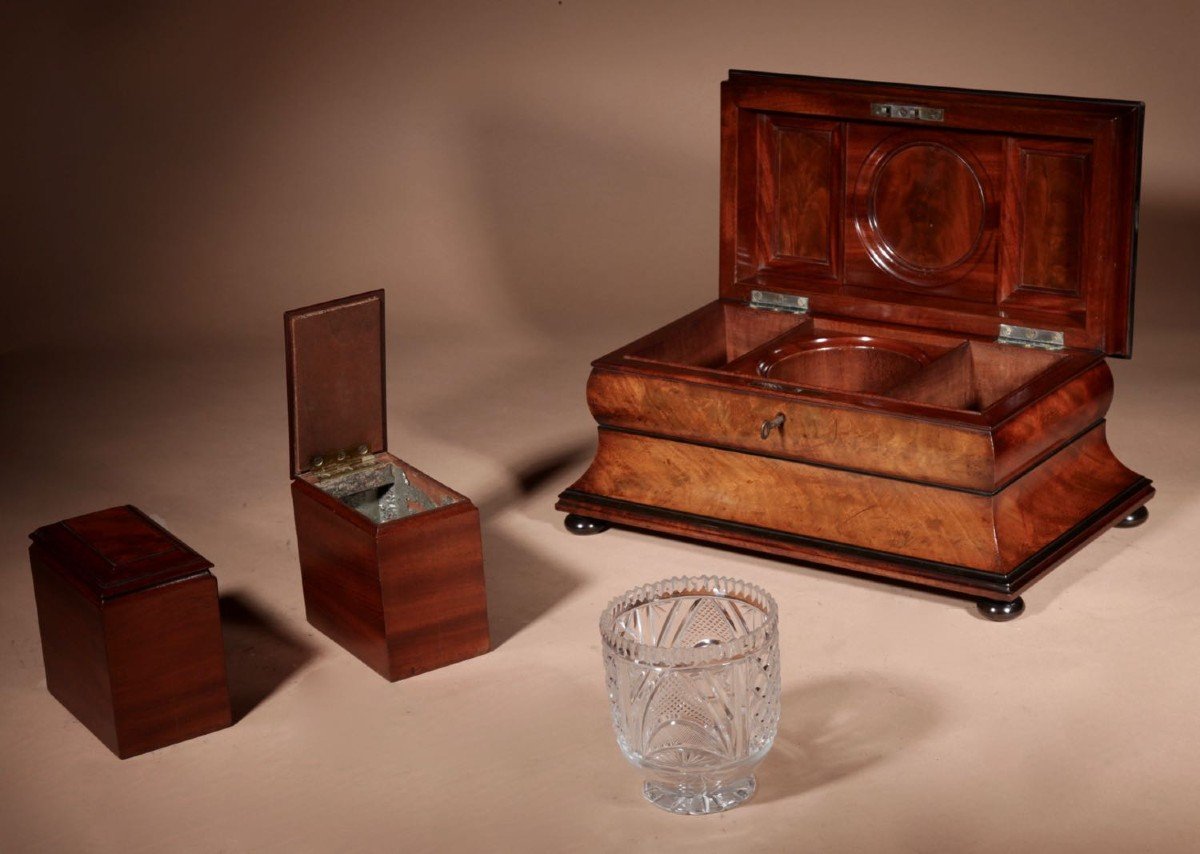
{"left": 760, "top": 413, "right": 785, "bottom": 440}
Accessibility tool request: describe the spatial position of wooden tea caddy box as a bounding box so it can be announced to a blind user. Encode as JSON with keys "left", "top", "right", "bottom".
{"left": 286, "top": 290, "right": 490, "bottom": 678}
{"left": 29, "top": 505, "right": 232, "bottom": 758}
{"left": 558, "top": 71, "right": 1153, "bottom": 619}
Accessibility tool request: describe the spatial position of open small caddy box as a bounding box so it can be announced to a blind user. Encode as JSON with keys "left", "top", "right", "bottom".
{"left": 558, "top": 71, "right": 1154, "bottom": 619}
{"left": 286, "top": 290, "right": 490, "bottom": 678}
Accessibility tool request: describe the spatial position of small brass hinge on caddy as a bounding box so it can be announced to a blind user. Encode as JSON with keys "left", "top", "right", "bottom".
{"left": 309, "top": 444, "right": 378, "bottom": 480}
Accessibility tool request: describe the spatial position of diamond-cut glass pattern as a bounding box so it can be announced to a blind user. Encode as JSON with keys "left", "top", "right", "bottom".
{"left": 600, "top": 576, "right": 780, "bottom": 814}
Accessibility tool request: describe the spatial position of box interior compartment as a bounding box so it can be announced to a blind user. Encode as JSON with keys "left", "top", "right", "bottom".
{"left": 724, "top": 316, "right": 963, "bottom": 395}
{"left": 622, "top": 302, "right": 808, "bottom": 369}
{"left": 303, "top": 457, "right": 462, "bottom": 524}
{"left": 731, "top": 318, "right": 1069, "bottom": 411}
{"left": 625, "top": 305, "right": 1072, "bottom": 413}
{"left": 887, "top": 340, "right": 1067, "bottom": 411}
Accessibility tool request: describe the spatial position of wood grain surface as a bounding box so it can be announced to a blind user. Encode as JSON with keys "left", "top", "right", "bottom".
{"left": 560, "top": 423, "right": 1149, "bottom": 595}
{"left": 292, "top": 454, "right": 491, "bottom": 682}
{"left": 28, "top": 507, "right": 231, "bottom": 759}
{"left": 285, "top": 290, "right": 388, "bottom": 479}
{"left": 719, "top": 71, "right": 1143, "bottom": 355}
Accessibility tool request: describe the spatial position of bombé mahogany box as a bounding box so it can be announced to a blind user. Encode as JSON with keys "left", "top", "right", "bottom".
{"left": 559, "top": 71, "right": 1153, "bottom": 620}
{"left": 285, "top": 290, "right": 490, "bottom": 678}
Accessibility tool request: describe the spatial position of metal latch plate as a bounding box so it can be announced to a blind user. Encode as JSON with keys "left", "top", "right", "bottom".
{"left": 871, "top": 103, "right": 945, "bottom": 122}
{"left": 750, "top": 290, "right": 809, "bottom": 314}
{"left": 997, "top": 324, "right": 1065, "bottom": 350}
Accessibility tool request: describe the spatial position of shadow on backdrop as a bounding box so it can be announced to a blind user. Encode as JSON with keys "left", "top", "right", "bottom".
{"left": 220, "top": 593, "right": 316, "bottom": 724}
{"left": 754, "top": 674, "right": 939, "bottom": 805}
{"left": 478, "top": 445, "right": 593, "bottom": 648}
{"left": 482, "top": 529, "right": 583, "bottom": 648}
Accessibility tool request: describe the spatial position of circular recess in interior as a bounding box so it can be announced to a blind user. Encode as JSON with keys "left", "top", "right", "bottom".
{"left": 757, "top": 336, "right": 931, "bottom": 395}
{"left": 861, "top": 141, "right": 986, "bottom": 281}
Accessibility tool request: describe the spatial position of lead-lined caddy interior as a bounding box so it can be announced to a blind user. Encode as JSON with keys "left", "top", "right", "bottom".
{"left": 303, "top": 457, "right": 462, "bottom": 524}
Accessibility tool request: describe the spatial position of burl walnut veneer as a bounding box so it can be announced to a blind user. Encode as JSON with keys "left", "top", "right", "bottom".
{"left": 29, "top": 505, "right": 232, "bottom": 758}
{"left": 558, "top": 72, "right": 1153, "bottom": 620}
{"left": 285, "top": 290, "right": 490, "bottom": 679}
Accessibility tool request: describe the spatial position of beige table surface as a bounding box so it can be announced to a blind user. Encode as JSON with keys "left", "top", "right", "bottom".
{"left": 1, "top": 323, "right": 1197, "bottom": 853}
{"left": 3, "top": 3, "right": 1200, "bottom": 851}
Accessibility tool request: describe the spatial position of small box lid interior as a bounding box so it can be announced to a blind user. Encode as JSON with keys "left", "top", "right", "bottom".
{"left": 719, "top": 71, "right": 1144, "bottom": 355}
{"left": 285, "top": 290, "right": 387, "bottom": 478}
{"left": 30, "top": 505, "right": 212, "bottom": 597}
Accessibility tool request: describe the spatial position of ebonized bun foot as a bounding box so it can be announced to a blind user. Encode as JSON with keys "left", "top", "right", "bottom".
{"left": 976, "top": 597, "right": 1025, "bottom": 622}
{"left": 564, "top": 514, "right": 610, "bottom": 535}
{"left": 1115, "top": 505, "right": 1149, "bottom": 528}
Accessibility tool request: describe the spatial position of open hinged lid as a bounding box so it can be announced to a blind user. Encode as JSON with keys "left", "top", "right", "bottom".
{"left": 285, "top": 290, "right": 387, "bottom": 478}
{"left": 30, "top": 505, "right": 213, "bottom": 599}
{"left": 719, "top": 71, "right": 1144, "bottom": 355}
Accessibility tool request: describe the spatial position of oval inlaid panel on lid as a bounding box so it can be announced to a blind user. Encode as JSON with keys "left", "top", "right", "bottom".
{"left": 869, "top": 142, "right": 985, "bottom": 272}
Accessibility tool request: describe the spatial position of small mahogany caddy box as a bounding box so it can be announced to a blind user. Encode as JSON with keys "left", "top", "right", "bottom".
{"left": 559, "top": 71, "right": 1153, "bottom": 618}
{"left": 285, "top": 290, "right": 490, "bottom": 680}
{"left": 29, "top": 506, "right": 232, "bottom": 758}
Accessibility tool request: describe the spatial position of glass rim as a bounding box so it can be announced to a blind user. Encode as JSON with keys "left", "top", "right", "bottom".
{"left": 599, "top": 575, "right": 779, "bottom": 668}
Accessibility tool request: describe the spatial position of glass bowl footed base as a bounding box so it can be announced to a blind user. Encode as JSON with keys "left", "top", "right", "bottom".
{"left": 642, "top": 775, "right": 757, "bottom": 815}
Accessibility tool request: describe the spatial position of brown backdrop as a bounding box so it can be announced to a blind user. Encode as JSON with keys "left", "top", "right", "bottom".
{"left": 3, "top": 1, "right": 1199, "bottom": 352}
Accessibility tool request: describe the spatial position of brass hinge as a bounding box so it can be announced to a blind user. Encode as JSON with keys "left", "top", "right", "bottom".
{"left": 750, "top": 290, "right": 808, "bottom": 314}
{"left": 871, "top": 102, "right": 945, "bottom": 122}
{"left": 997, "top": 324, "right": 1065, "bottom": 350}
{"left": 310, "top": 444, "right": 377, "bottom": 480}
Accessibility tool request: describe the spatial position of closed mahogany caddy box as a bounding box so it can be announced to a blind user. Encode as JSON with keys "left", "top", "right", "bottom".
{"left": 286, "top": 290, "right": 491, "bottom": 679}
{"left": 558, "top": 71, "right": 1154, "bottom": 619}
{"left": 29, "top": 505, "right": 232, "bottom": 758}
